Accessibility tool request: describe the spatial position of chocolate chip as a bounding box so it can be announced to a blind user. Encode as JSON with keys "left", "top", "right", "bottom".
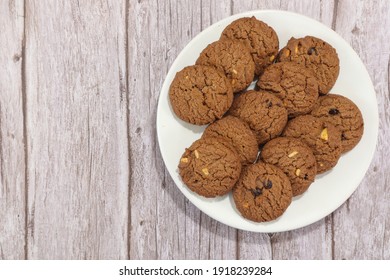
{"left": 329, "top": 108, "right": 340, "bottom": 115}
{"left": 341, "top": 133, "right": 347, "bottom": 140}
{"left": 304, "top": 174, "right": 309, "bottom": 180}
{"left": 252, "top": 187, "right": 262, "bottom": 197}
{"left": 308, "top": 47, "right": 317, "bottom": 55}
{"left": 263, "top": 180, "right": 273, "bottom": 189}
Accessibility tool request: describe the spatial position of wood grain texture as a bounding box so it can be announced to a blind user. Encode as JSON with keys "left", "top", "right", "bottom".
{"left": 0, "top": 0, "right": 26, "bottom": 260}
{"left": 24, "top": 0, "right": 129, "bottom": 259}
{"left": 331, "top": 0, "right": 390, "bottom": 260}
{"left": 128, "top": 0, "right": 237, "bottom": 260}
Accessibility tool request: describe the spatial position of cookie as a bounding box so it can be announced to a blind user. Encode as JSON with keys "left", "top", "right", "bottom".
{"left": 203, "top": 115, "right": 258, "bottom": 165}
{"left": 228, "top": 90, "right": 288, "bottom": 145}
{"left": 277, "top": 36, "right": 339, "bottom": 95}
{"left": 178, "top": 137, "right": 241, "bottom": 198}
{"left": 260, "top": 137, "right": 317, "bottom": 196}
{"left": 257, "top": 61, "right": 319, "bottom": 117}
{"left": 310, "top": 94, "right": 364, "bottom": 153}
{"left": 196, "top": 39, "right": 255, "bottom": 93}
{"left": 221, "top": 16, "right": 279, "bottom": 76}
{"left": 169, "top": 65, "right": 233, "bottom": 125}
{"left": 282, "top": 115, "right": 342, "bottom": 174}
{"left": 233, "top": 162, "right": 292, "bottom": 222}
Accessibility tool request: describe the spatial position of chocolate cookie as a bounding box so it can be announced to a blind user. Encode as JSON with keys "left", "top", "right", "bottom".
{"left": 233, "top": 162, "right": 292, "bottom": 222}
{"left": 228, "top": 90, "right": 288, "bottom": 145}
{"left": 203, "top": 115, "right": 258, "bottom": 165}
{"left": 178, "top": 137, "right": 241, "bottom": 198}
{"left": 221, "top": 16, "right": 279, "bottom": 76}
{"left": 196, "top": 39, "right": 255, "bottom": 93}
{"left": 310, "top": 94, "right": 364, "bottom": 153}
{"left": 169, "top": 65, "right": 233, "bottom": 125}
{"left": 282, "top": 115, "right": 342, "bottom": 174}
{"left": 260, "top": 137, "right": 317, "bottom": 196}
{"left": 277, "top": 36, "right": 339, "bottom": 95}
{"left": 257, "top": 61, "right": 319, "bottom": 117}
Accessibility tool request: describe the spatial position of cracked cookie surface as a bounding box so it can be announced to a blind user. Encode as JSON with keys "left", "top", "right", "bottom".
{"left": 196, "top": 39, "right": 255, "bottom": 93}
{"left": 221, "top": 16, "right": 279, "bottom": 76}
{"left": 169, "top": 65, "right": 233, "bottom": 125}
{"left": 233, "top": 162, "right": 292, "bottom": 222}
{"left": 179, "top": 137, "right": 241, "bottom": 198}
{"left": 203, "top": 115, "right": 258, "bottom": 166}
{"left": 257, "top": 61, "right": 319, "bottom": 117}
{"left": 228, "top": 90, "right": 288, "bottom": 145}
{"left": 310, "top": 93, "right": 364, "bottom": 153}
{"left": 282, "top": 115, "right": 342, "bottom": 174}
{"left": 260, "top": 137, "right": 317, "bottom": 196}
{"left": 277, "top": 36, "right": 339, "bottom": 95}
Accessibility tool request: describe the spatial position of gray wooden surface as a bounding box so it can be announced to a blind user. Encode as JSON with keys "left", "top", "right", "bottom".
{"left": 0, "top": 0, "right": 389, "bottom": 260}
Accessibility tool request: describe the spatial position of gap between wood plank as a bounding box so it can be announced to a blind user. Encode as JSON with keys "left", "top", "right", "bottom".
{"left": 21, "top": 0, "right": 28, "bottom": 261}
{"left": 331, "top": 213, "right": 335, "bottom": 260}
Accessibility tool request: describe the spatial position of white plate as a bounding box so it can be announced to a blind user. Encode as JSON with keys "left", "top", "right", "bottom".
{"left": 156, "top": 10, "right": 378, "bottom": 232}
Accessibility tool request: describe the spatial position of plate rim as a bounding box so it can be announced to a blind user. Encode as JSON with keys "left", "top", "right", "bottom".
{"left": 156, "top": 9, "right": 379, "bottom": 233}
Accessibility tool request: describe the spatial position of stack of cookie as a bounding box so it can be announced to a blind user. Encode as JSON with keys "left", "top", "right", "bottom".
{"left": 169, "top": 16, "right": 364, "bottom": 223}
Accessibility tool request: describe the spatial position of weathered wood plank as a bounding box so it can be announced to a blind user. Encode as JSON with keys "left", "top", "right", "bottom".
{"left": 332, "top": 0, "right": 390, "bottom": 260}
{"left": 25, "top": 0, "right": 129, "bottom": 259}
{"left": 128, "top": 0, "right": 237, "bottom": 260}
{"left": 0, "top": 0, "right": 26, "bottom": 260}
{"left": 271, "top": 219, "right": 333, "bottom": 259}
{"left": 267, "top": 0, "right": 335, "bottom": 260}
{"left": 232, "top": 0, "right": 334, "bottom": 260}
{"left": 128, "top": 0, "right": 164, "bottom": 259}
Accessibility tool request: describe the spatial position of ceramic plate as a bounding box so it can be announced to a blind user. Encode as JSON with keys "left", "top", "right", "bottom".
{"left": 156, "top": 10, "right": 378, "bottom": 232}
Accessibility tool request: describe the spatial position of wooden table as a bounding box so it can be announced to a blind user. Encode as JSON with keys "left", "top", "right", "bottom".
{"left": 0, "top": 0, "right": 389, "bottom": 260}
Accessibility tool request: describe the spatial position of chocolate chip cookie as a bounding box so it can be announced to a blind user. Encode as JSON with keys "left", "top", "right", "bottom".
{"left": 221, "top": 16, "right": 279, "bottom": 76}
{"left": 257, "top": 61, "right": 319, "bottom": 117}
{"left": 233, "top": 162, "right": 292, "bottom": 222}
{"left": 178, "top": 137, "right": 242, "bottom": 198}
{"left": 228, "top": 90, "right": 288, "bottom": 145}
{"left": 277, "top": 36, "right": 339, "bottom": 95}
{"left": 169, "top": 65, "right": 234, "bottom": 125}
{"left": 260, "top": 137, "right": 317, "bottom": 196}
{"left": 282, "top": 115, "right": 342, "bottom": 174}
{"left": 310, "top": 93, "right": 364, "bottom": 153}
{"left": 196, "top": 39, "right": 255, "bottom": 93}
{"left": 202, "top": 115, "right": 258, "bottom": 165}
